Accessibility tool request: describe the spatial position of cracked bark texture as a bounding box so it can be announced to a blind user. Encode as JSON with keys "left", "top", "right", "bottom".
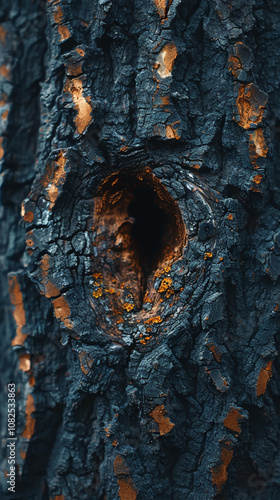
{"left": 1, "top": 0, "right": 280, "bottom": 499}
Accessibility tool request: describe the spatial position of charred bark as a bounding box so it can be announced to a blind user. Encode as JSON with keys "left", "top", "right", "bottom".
{"left": 1, "top": 0, "right": 280, "bottom": 499}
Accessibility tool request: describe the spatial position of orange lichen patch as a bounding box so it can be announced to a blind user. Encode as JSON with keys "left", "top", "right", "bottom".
{"left": 20, "top": 450, "right": 27, "bottom": 460}
{"left": 211, "top": 443, "right": 234, "bottom": 493}
{"left": 252, "top": 174, "right": 262, "bottom": 184}
{"left": 52, "top": 296, "right": 73, "bottom": 329}
{"left": 154, "top": 268, "right": 165, "bottom": 278}
{"left": 114, "top": 456, "right": 138, "bottom": 500}
{"left": 53, "top": 6, "right": 71, "bottom": 41}
{"left": 122, "top": 302, "right": 135, "bottom": 312}
{"left": 79, "top": 351, "right": 94, "bottom": 375}
{"left": 93, "top": 280, "right": 102, "bottom": 286}
{"left": 58, "top": 25, "right": 71, "bottom": 40}
{"left": 117, "top": 478, "right": 138, "bottom": 500}
{"left": 155, "top": 43, "right": 177, "bottom": 78}
{"left": 207, "top": 343, "right": 221, "bottom": 362}
{"left": 40, "top": 254, "right": 60, "bottom": 298}
{"left": 234, "top": 84, "right": 268, "bottom": 130}
{"left": 23, "top": 210, "right": 34, "bottom": 223}
{"left": 204, "top": 252, "right": 213, "bottom": 259}
{"left": 22, "top": 394, "right": 36, "bottom": 439}
{"left": 93, "top": 272, "right": 103, "bottom": 279}
{"left": 9, "top": 275, "right": 27, "bottom": 347}
{"left": 18, "top": 354, "right": 31, "bottom": 373}
{"left": 112, "top": 439, "right": 118, "bottom": 446}
{"left": 1, "top": 109, "right": 8, "bottom": 120}
{"left": 104, "top": 427, "right": 111, "bottom": 437}
{"left": 166, "top": 123, "right": 180, "bottom": 139}
{"left": 29, "top": 375, "right": 35, "bottom": 387}
{"left": 53, "top": 5, "right": 63, "bottom": 23}
{"left": 67, "top": 62, "right": 82, "bottom": 76}
{"left": 154, "top": 0, "right": 173, "bottom": 20}
{"left": 227, "top": 213, "right": 233, "bottom": 220}
{"left": 150, "top": 405, "right": 175, "bottom": 435}
{"left": 139, "top": 335, "right": 152, "bottom": 345}
{"left": 0, "top": 25, "right": 7, "bottom": 43}
{"left": 158, "top": 277, "right": 172, "bottom": 293}
{"left": 64, "top": 78, "right": 92, "bottom": 134}
{"left": 256, "top": 361, "right": 273, "bottom": 396}
{"left": 44, "top": 151, "right": 67, "bottom": 210}
{"left": 145, "top": 316, "right": 162, "bottom": 325}
{"left": 26, "top": 231, "right": 34, "bottom": 247}
{"left": 76, "top": 47, "right": 85, "bottom": 57}
{"left": 93, "top": 288, "right": 103, "bottom": 298}
{"left": 52, "top": 496, "right": 65, "bottom": 500}
{"left": 224, "top": 407, "right": 245, "bottom": 434}
{"left": 0, "top": 65, "right": 10, "bottom": 79}
{"left": 249, "top": 129, "right": 268, "bottom": 158}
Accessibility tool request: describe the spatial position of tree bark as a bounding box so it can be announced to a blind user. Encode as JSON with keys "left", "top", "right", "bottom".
{"left": 1, "top": 0, "right": 280, "bottom": 499}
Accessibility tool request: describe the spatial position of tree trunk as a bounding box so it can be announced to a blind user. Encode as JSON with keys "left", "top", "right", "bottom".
{"left": 1, "top": 0, "right": 280, "bottom": 499}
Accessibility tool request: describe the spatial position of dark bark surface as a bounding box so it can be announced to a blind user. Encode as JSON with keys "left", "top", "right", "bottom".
{"left": 1, "top": 0, "right": 280, "bottom": 499}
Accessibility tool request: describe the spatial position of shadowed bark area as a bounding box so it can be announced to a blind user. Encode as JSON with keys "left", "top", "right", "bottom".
{"left": 1, "top": 0, "right": 280, "bottom": 499}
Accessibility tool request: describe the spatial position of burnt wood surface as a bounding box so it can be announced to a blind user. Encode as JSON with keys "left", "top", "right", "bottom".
{"left": 1, "top": 0, "right": 280, "bottom": 499}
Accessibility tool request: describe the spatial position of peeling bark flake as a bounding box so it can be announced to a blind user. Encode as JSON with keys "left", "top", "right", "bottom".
{"left": 53, "top": 6, "right": 71, "bottom": 41}
{"left": 223, "top": 407, "right": 244, "bottom": 435}
{"left": 155, "top": 43, "right": 177, "bottom": 78}
{"left": 149, "top": 405, "right": 175, "bottom": 435}
{"left": 9, "top": 275, "right": 27, "bottom": 347}
{"left": 114, "top": 455, "right": 138, "bottom": 500}
{"left": 257, "top": 361, "right": 273, "bottom": 396}
{"left": 21, "top": 394, "right": 36, "bottom": 440}
{"left": 64, "top": 78, "right": 92, "bottom": 134}
{"left": 52, "top": 296, "right": 73, "bottom": 329}
{"left": 154, "top": 0, "right": 173, "bottom": 20}
{"left": 211, "top": 443, "right": 233, "bottom": 493}
{"left": 234, "top": 83, "right": 268, "bottom": 130}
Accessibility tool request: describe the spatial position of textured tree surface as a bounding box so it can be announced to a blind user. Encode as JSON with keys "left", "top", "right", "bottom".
{"left": 1, "top": 0, "right": 280, "bottom": 499}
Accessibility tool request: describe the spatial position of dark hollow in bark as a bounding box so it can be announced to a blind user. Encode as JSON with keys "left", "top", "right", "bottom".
{"left": 93, "top": 168, "right": 186, "bottom": 308}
